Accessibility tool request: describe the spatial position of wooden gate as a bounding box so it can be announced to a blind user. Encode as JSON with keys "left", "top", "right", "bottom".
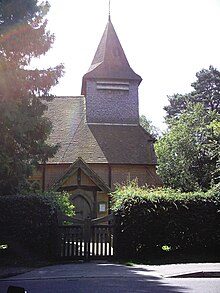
{"left": 59, "top": 214, "right": 115, "bottom": 260}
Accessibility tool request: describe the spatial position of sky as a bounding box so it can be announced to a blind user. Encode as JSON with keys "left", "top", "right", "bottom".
{"left": 35, "top": 0, "right": 220, "bottom": 131}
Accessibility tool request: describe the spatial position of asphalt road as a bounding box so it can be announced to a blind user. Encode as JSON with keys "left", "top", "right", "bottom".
{"left": 0, "top": 262, "right": 220, "bottom": 293}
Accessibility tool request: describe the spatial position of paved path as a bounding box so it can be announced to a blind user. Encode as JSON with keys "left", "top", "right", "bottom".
{"left": 0, "top": 262, "right": 220, "bottom": 292}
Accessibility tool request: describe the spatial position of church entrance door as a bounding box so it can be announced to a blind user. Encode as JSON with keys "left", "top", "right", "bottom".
{"left": 72, "top": 195, "right": 92, "bottom": 219}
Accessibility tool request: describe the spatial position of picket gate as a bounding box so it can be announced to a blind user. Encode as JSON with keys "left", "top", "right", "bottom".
{"left": 59, "top": 214, "right": 115, "bottom": 261}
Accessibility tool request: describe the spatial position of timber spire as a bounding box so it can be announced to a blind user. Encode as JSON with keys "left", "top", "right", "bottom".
{"left": 81, "top": 14, "right": 142, "bottom": 95}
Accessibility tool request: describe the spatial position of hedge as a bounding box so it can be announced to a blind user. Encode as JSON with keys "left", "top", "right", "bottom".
{"left": 112, "top": 182, "right": 220, "bottom": 259}
{"left": 0, "top": 194, "right": 59, "bottom": 259}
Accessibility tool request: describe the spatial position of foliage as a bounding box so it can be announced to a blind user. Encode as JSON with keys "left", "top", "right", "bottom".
{"left": 111, "top": 180, "right": 220, "bottom": 210}
{"left": 156, "top": 66, "right": 220, "bottom": 192}
{"left": 20, "top": 188, "right": 75, "bottom": 216}
{"left": 139, "top": 114, "right": 161, "bottom": 139}
{"left": 0, "top": 0, "right": 64, "bottom": 195}
{"left": 209, "top": 119, "right": 220, "bottom": 180}
{"left": 0, "top": 194, "right": 59, "bottom": 258}
{"left": 112, "top": 181, "right": 220, "bottom": 259}
{"left": 155, "top": 104, "right": 219, "bottom": 191}
{"left": 164, "top": 65, "right": 220, "bottom": 120}
{"left": 38, "top": 191, "right": 75, "bottom": 217}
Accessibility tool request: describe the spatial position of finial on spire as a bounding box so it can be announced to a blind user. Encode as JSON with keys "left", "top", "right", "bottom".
{"left": 108, "top": 0, "right": 111, "bottom": 21}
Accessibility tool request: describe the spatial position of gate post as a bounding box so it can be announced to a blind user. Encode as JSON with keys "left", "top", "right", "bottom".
{"left": 113, "top": 214, "right": 119, "bottom": 260}
{"left": 84, "top": 218, "right": 91, "bottom": 261}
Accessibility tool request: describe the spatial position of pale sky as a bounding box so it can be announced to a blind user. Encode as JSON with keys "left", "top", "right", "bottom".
{"left": 35, "top": 0, "right": 220, "bottom": 130}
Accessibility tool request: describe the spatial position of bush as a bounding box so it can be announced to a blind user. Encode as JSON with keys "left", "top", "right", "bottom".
{"left": 112, "top": 182, "right": 220, "bottom": 259}
{"left": 0, "top": 194, "right": 59, "bottom": 260}
{"left": 37, "top": 191, "right": 75, "bottom": 217}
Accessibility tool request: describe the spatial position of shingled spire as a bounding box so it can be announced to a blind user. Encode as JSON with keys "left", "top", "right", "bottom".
{"left": 82, "top": 16, "right": 142, "bottom": 125}
{"left": 81, "top": 18, "right": 142, "bottom": 95}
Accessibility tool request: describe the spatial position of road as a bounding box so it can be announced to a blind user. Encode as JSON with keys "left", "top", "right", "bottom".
{"left": 0, "top": 262, "right": 220, "bottom": 293}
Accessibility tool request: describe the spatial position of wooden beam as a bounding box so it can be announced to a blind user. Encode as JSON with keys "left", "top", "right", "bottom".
{"left": 58, "top": 185, "right": 101, "bottom": 192}
{"left": 77, "top": 168, "right": 81, "bottom": 185}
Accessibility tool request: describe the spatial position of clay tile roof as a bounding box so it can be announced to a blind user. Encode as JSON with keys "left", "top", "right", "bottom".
{"left": 46, "top": 96, "right": 157, "bottom": 165}
{"left": 46, "top": 96, "right": 86, "bottom": 162}
{"left": 81, "top": 19, "right": 142, "bottom": 95}
{"left": 87, "top": 124, "right": 157, "bottom": 165}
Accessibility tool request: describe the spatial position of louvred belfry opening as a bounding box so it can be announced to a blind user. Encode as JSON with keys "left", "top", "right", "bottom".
{"left": 81, "top": 18, "right": 142, "bottom": 125}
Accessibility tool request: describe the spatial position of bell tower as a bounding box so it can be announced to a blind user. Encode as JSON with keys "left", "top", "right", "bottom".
{"left": 81, "top": 16, "right": 142, "bottom": 125}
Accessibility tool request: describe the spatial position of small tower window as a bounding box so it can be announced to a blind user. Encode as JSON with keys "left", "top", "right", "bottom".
{"left": 96, "top": 81, "right": 129, "bottom": 91}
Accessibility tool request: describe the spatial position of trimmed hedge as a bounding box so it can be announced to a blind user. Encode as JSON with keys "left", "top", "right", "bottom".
{"left": 0, "top": 195, "right": 59, "bottom": 259}
{"left": 112, "top": 183, "right": 220, "bottom": 259}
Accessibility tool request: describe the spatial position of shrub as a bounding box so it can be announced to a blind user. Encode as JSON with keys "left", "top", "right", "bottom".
{"left": 37, "top": 191, "right": 75, "bottom": 217}
{"left": 0, "top": 194, "right": 59, "bottom": 259}
{"left": 112, "top": 182, "right": 220, "bottom": 259}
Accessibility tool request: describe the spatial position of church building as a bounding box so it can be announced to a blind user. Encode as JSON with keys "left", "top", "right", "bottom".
{"left": 32, "top": 15, "right": 162, "bottom": 219}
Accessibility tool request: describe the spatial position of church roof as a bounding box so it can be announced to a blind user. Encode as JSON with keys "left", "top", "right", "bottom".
{"left": 46, "top": 96, "right": 86, "bottom": 162}
{"left": 81, "top": 18, "right": 142, "bottom": 95}
{"left": 46, "top": 96, "right": 157, "bottom": 165}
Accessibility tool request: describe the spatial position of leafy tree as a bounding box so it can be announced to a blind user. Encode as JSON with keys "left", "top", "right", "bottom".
{"left": 208, "top": 119, "right": 220, "bottom": 183}
{"left": 139, "top": 115, "right": 161, "bottom": 139}
{"left": 164, "top": 65, "right": 220, "bottom": 120}
{"left": 155, "top": 66, "right": 220, "bottom": 192}
{"left": 0, "top": 0, "right": 64, "bottom": 195}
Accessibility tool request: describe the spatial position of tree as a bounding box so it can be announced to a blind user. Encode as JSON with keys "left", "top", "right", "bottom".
{"left": 155, "top": 67, "right": 220, "bottom": 192}
{"left": 139, "top": 115, "right": 161, "bottom": 139}
{"left": 164, "top": 65, "right": 220, "bottom": 120}
{"left": 0, "top": 0, "right": 64, "bottom": 195}
{"left": 208, "top": 119, "right": 220, "bottom": 184}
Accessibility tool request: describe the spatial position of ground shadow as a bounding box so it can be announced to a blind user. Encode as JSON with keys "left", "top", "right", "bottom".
{"left": 0, "top": 262, "right": 189, "bottom": 293}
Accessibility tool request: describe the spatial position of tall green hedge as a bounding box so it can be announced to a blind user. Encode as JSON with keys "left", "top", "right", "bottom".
{"left": 0, "top": 195, "right": 59, "bottom": 259}
{"left": 112, "top": 183, "right": 220, "bottom": 259}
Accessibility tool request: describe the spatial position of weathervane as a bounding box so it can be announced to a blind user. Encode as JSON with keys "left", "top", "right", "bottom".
{"left": 108, "top": 0, "right": 111, "bottom": 20}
